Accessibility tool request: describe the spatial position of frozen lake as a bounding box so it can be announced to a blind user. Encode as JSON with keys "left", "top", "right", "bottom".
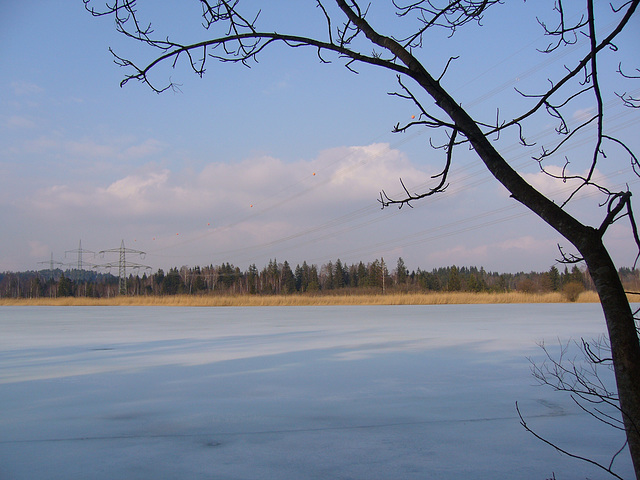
{"left": 0, "top": 304, "right": 634, "bottom": 479}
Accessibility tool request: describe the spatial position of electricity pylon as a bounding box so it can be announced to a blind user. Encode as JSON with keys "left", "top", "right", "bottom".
{"left": 65, "top": 240, "right": 95, "bottom": 274}
{"left": 37, "top": 252, "right": 63, "bottom": 280}
{"left": 97, "top": 240, "right": 150, "bottom": 295}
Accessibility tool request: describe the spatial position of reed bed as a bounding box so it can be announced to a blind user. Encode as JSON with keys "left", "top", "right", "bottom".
{"left": 0, "top": 290, "right": 606, "bottom": 307}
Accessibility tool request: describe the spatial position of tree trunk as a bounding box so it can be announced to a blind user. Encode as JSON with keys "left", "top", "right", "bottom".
{"left": 405, "top": 67, "right": 640, "bottom": 476}
{"left": 582, "top": 239, "right": 640, "bottom": 479}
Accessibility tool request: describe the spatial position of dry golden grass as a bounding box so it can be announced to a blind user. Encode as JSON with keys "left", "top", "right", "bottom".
{"left": 0, "top": 290, "right": 606, "bottom": 307}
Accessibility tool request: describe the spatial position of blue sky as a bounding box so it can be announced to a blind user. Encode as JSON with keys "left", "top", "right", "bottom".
{"left": 1, "top": 1, "right": 639, "bottom": 274}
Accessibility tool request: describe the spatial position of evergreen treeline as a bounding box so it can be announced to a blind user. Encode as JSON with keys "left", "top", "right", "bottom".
{"left": 1, "top": 258, "right": 639, "bottom": 299}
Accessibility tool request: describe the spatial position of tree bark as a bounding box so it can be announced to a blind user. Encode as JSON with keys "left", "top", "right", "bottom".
{"left": 583, "top": 240, "right": 640, "bottom": 478}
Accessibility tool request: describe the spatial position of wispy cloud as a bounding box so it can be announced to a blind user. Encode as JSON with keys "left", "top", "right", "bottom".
{"left": 65, "top": 139, "right": 117, "bottom": 159}
{"left": 13, "top": 135, "right": 166, "bottom": 162}
{"left": 573, "top": 107, "right": 595, "bottom": 122}
{"left": 121, "top": 139, "right": 165, "bottom": 159}
{"left": 10, "top": 81, "right": 44, "bottom": 96}
{"left": 522, "top": 165, "right": 612, "bottom": 203}
{"left": 426, "top": 244, "right": 489, "bottom": 266}
{"left": 497, "top": 235, "right": 541, "bottom": 251}
{"left": 4, "top": 115, "right": 36, "bottom": 129}
{"left": 28, "top": 240, "right": 50, "bottom": 259}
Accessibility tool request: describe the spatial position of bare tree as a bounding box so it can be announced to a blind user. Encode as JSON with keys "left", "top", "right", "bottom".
{"left": 84, "top": 0, "right": 640, "bottom": 476}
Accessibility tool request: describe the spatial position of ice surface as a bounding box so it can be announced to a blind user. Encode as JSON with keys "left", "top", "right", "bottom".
{"left": 0, "top": 304, "right": 634, "bottom": 479}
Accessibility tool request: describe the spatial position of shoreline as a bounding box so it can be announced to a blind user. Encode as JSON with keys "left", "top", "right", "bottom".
{"left": 0, "top": 290, "right": 619, "bottom": 307}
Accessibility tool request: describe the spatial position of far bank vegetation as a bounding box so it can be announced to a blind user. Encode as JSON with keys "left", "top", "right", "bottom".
{"left": 2, "top": 258, "right": 639, "bottom": 304}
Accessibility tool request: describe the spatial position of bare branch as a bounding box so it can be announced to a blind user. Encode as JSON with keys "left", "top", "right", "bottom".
{"left": 535, "top": 0, "right": 587, "bottom": 53}
{"left": 316, "top": 1, "right": 334, "bottom": 44}
{"left": 556, "top": 245, "right": 584, "bottom": 264}
{"left": 393, "top": 0, "right": 502, "bottom": 49}
{"left": 389, "top": 75, "right": 455, "bottom": 133}
{"left": 379, "top": 128, "right": 457, "bottom": 208}
{"left": 598, "top": 191, "right": 632, "bottom": 237}
{"left": 618, "top": 62, "right": 640, "bottom": 79}
{"left": 492, "top": 2, "right": 639, "bottom": 142}
{"left": 517, "top": 402, "right": 626, "bottom": 480}
{"left": 437, "top": 55, "right": 459, "bottom": 82}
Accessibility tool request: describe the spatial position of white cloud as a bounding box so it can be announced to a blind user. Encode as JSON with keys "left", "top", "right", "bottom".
{"left": 23, "top": 143, "right": 428, "bottom": 231}
{"left": 522, "top": 165, "right": 573, "bottom": 198}
{"left": 327, "top": 143, "right": 431, "bottom": 198}
{"left": 105, "top": 170, "right": 170, "bottom": 200}
{"left": 331, "top": 144, "right": 397, "bottom": 183}
{"left": 17, "top": 142, "right": 623, "bottom": 273}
